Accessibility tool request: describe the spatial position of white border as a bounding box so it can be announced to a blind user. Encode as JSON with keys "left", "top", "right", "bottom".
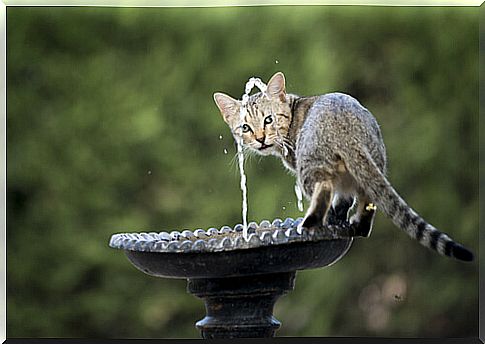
{"left": 2, "top": 0, "right": 484, "bottom": 6}
{"left": 0, "top": 2, "right": 481, "bottom": 343}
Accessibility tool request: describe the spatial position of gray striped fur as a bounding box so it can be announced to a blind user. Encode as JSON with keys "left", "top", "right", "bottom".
{"left": 214, "top": 72, "right": 473, "bottom": 261}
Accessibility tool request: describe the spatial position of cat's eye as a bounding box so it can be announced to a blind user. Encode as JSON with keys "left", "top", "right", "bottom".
{"left": 242, "top": 124, "right": 252, "bottom": 133}
{"left": 264, "top": 116, "right": 273, "bottom": 125}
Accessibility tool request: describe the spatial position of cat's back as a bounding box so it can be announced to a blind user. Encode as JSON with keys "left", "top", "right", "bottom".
{"left": 297, "top": 92, "right": 386, "bottom": 171}
{"left": 300, "top": 92, "right": 380, "bottom": 141}
{"left": 307, "top": 92, "right": 374, "bottom": 124}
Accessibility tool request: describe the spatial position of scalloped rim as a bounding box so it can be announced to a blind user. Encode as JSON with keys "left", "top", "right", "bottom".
{"left": 109, "top": 218, "right": 354, "bottom": 254}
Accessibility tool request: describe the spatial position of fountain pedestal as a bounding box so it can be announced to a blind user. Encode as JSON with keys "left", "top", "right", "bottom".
{"left": 110, "top": 218, "right": 354, "bottom": 338}
{"left": 189, "top": 272, "right": 295, "bottom": 338}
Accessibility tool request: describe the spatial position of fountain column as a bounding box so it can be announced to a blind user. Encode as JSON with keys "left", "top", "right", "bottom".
{"left": 188, "top": 271, "right": 295, "bottom": 338}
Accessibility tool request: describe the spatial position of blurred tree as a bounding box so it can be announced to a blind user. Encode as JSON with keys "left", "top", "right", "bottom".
{"left": 7, "top": 6, "right": 478, "bottom": 338}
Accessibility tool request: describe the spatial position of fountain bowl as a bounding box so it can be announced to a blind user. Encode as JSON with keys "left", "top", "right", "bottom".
{"left": 110, "top": 217, "right": 353, "bottom": 278}
{"left": 109, "top": 217, "right": 354, "bottom": 338}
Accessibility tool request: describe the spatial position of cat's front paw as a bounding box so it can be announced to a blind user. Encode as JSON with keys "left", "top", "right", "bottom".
{"left": 298, "top": 214, "right": 323, "bottom": 234}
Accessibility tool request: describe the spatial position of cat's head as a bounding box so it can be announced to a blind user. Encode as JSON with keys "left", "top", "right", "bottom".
{"left": 213, "top": 72, "right": 292, "bottom": 156}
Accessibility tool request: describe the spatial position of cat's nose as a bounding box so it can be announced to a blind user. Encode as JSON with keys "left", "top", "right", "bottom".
{"left": 256, "top": 136, "right": 266, "bottom": 144}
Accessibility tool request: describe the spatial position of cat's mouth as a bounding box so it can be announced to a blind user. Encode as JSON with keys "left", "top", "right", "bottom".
{"left": 259, "top": 144, "right": 273, "bottom": 151}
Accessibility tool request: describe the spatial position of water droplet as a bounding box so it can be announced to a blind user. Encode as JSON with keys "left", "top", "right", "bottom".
{"left": 223, "top": 148, "right": 228, "bottom": 154}
{"left": 282, "top": 206, "right": 286, "bottom": 210}
{"left": 275, "top": 60, "right": 279, "bottom": 64}
{"left": 219, "top": 135, "right": 223, "bottom": 140}
{"left": 147, "top": 170, "right": 152, "bottom": 175}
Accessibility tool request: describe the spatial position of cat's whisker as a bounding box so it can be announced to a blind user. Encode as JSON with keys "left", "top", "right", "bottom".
{"left": 272, "top": 140, "right": 285, "bottom": 151}
{"left": 280, "top": 136, "right": 295, "bottom": 148}
{"left": 228, "top": 152, "right": 241, "bottom": 175}
{"left": 273, "top": 135, "right": 295, "bottom": 157}
{"left": 241, "top": 146, "right": 260, "bottom": 166}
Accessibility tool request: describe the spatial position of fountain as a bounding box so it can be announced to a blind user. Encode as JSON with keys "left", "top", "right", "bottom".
{"left": 108, "top": 77, "right": 357, "bottom": 338}
{"left": 109, "top": 217, "right": 356, "bottom": 338}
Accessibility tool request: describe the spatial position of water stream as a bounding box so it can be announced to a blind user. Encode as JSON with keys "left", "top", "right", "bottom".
{"left": 294, "top": 183, "right": 304, "bottom": 212}
{"left": 236, "top": 77, "right": 304, "bottom": 239}
{"left": 238, "top": 77, "right": 267, "bottom": 240}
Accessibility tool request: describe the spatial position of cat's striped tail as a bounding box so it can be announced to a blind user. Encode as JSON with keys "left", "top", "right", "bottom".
{"left": 344, "top": 148, "right": 474, "bottom": 262}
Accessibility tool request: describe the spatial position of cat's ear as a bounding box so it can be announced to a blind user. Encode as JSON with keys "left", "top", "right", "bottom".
{"left": 266, "top": 72, "right": 286, "bottom": 102}
{"left": 213, "top": 92, "right": 241, "bottom": 126}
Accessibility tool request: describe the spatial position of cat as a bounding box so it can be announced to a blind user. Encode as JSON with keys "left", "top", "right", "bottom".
{"left": 213, "top": 72, "right": 474, "bottom": 262}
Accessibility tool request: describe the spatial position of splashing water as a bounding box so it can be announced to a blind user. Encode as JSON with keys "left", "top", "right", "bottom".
{"left": 294, "top": 183, "right": 304, "bottom": 212}
{"left": 238, "top": 77, "right": 268, "bottom": 240}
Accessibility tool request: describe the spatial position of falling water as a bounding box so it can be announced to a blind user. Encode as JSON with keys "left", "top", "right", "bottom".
{"left": 294, "top": 183, "right": 304, "bottom": 212}
{"left": 236, "top": 139, "right": 248, "bottom": 238}
{"left": 238, "top": 77, "right": 268, "bottom": 240}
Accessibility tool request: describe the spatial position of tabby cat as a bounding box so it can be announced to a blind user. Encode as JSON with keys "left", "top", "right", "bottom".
{"left": 213, "top": 72, "right": 474, "bottom": 262}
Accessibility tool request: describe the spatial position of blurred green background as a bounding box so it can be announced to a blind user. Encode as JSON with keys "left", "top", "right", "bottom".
{"left": 7, "top": 6, "right": 478, "bottom": 338}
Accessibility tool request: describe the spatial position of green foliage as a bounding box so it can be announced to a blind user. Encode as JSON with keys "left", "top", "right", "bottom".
{"left": 7, "top": 6, "right": 478, "bottom": 338}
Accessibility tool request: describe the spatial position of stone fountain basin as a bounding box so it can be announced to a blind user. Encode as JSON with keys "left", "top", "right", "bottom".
{"left": 109, "top": 217, "right": 353, "bottom": 279}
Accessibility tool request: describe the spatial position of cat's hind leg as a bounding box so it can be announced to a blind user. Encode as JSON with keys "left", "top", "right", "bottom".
{"left": 327, "top": 194, "right": 354, "bottom": 226}
{"left": 299, "top": 180, "right": 333, "bottom": 233}
{"left": 349, "top": 193, "right": 377, "bottom": 237}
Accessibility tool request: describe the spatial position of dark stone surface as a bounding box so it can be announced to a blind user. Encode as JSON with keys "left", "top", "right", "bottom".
{"left": 124, "top": 237, "right": 352, "bottom": 279}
